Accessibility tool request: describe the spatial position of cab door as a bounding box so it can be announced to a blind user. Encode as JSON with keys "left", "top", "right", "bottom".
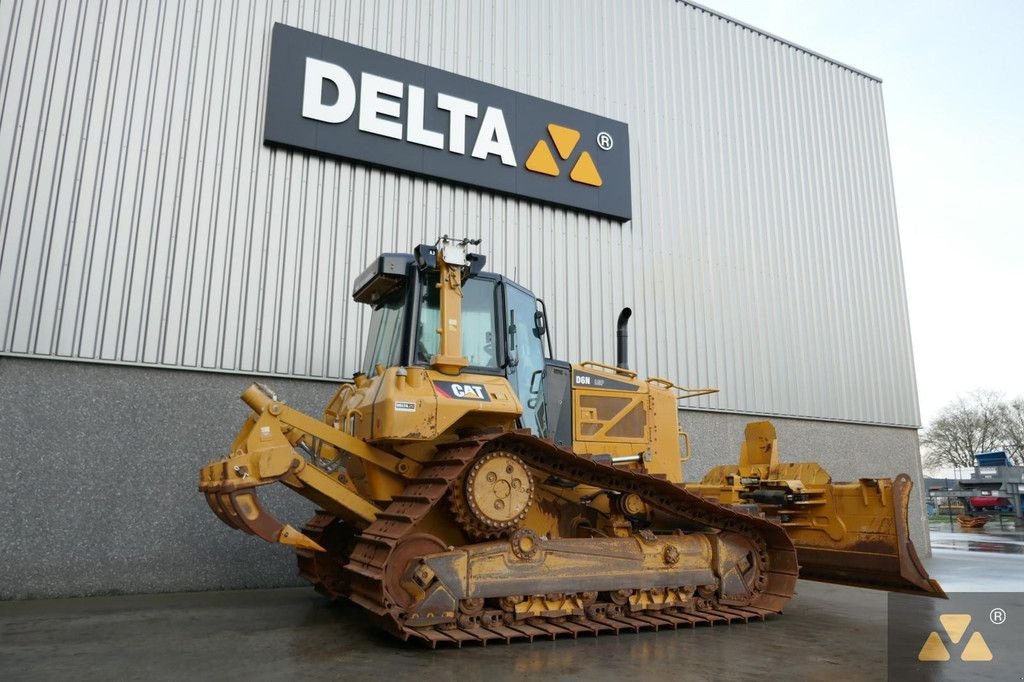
{"left": 502, "top": 282, "right": 546, "bottom": 435}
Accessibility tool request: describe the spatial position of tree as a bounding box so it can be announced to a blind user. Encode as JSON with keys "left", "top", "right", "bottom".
{"left": 998, "top": 397, "right": 1024, "bottom": 465}
{"left": 920, "top": 391, "right": 1008, "bottom": 470}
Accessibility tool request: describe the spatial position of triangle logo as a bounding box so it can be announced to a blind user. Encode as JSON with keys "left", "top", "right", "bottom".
{"left": 547, "top": 123, "right": 580, "bottom": 160}
{"left": 917, "top": 631, "right": 950, "bottom": 661}
{"left": 524, "top": 124, "right": 604, "bottom": 188}
{"left": 570, "top": 151, "right": 602, "bottom": 187}
{"left": 918, "top": 613, "right": 995, "bottom": 664}
{"left": 960, "top": 632, "right": 993, "bottom": 662}
{"left": 939, "top": 614, "right": 971, "bottom": 644}
{"left": 525, "top": 140, "right": 559, "bottom": 177}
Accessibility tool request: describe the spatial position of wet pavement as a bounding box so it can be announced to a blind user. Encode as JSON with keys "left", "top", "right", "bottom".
{"left": 0, "top": 582, "right": 893, "bottom": 681}
{"left": 1, "top": 550, "right": 1021, "bottom": 682}
{"left": 929, "top": 518, "right": 1024, "bottom": 555}
{"left": 930, "top": 515, "right": 1024, "bottom": 535}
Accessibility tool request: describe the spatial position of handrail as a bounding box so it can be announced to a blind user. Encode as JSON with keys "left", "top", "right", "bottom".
{"left": 580, "top": 359, "right": 638, "bottom": 378}
{"left": 675, "top": 387, "right": 720, "bottom": 399}
{"left": 647, "top": 375, "right": 720, "bottom": 400}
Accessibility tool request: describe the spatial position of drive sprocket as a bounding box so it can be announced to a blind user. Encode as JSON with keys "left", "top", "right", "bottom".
{"left": 450, "top": 448, "right": 534, "bottom": 539}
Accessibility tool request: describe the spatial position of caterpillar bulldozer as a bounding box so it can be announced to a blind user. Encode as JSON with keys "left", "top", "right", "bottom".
{"left": 198, "top": 236, "right": 944, "bottom": 646}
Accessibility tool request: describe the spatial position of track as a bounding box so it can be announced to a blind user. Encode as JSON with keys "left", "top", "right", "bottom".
{"left": 296, "top": 512, "right": 355, "bottom": 600}
{"left": 336, "top": 433, "right": 798, "bottom": 646}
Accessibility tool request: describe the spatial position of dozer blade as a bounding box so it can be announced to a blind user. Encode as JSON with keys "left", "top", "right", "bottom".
{"left": 788, "top": 474, "right": 945, "bottom": 598}
{"left": 691, "top": 421, "right": 945, "bottom": 599}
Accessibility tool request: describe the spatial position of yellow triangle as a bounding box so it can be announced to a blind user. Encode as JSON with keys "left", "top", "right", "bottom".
{"left": 940, "top": 614, "right": 971, "bottom": 644}
{"left": 569, "top": 151, "right": 602, "bottom": 187}
{"left": 525, "top": 140, "right": 559, "bottom": 176}
{"left": 547, "top": 123, "right": 580, "bottom": 160}
{"left": 960, "top": 631, "right": 993, "bottom": 661}
{"left": 917, "top": 631, "right": 950, "bottom": 661}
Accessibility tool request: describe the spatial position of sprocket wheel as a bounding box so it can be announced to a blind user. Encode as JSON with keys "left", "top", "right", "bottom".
{"left": 450, "top": 449, "right": 534, "bottom": 539}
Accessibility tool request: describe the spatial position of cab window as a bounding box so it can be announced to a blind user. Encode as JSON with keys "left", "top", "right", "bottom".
{"left": 362, "top": 292, "right": 406, "bottom": 375}
{"left": 416, "top": 273, "right": 499, "bottom": 370}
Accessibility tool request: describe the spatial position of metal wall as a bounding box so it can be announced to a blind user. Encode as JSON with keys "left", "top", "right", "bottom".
{"left": 0, "top": 0, "right": 920, "bottom": 427}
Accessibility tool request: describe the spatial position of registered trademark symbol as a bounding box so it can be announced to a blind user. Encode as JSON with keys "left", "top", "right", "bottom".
{"left": 596, "top": 131, "right": 614, "bottom": 151}
{"left": 990, "top": 607, "right": 1006, "bottom": 625}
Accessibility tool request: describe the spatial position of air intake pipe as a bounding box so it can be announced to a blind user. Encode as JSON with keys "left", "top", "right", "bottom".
{"left": 616, "top": 307, "right": 632, "bottom": 370}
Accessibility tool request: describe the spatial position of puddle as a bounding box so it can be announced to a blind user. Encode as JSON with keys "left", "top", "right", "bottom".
{"left": 929, "top": 539, "right": 1024, "bottom": 554}
{"left": 929, "top": 520, "right": 1024, "bottom": 555}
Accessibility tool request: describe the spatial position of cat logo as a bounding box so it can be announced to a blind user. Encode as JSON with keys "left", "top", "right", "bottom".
{"left": 917, "top": 614, "right": 993, "bottom": 662}
{"left": 524, "top": 124, "right": 603, "bottom": 187}
{"left": 433, "top": 381, "right": 491, "bottom": 402}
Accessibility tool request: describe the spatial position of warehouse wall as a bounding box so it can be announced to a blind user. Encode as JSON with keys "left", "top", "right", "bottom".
{"left": 0, "top": 357, "right": 311, "bottom": 599}
{"left": 0, "top": 357, "right": 926, "bottom": 600}
{"left": 0, "top": 0, "right": 920, "bottom": 427}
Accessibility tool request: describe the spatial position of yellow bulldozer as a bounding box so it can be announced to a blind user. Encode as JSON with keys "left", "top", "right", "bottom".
{"left": 199, "top": 236, "right": 943, "bottom": 646}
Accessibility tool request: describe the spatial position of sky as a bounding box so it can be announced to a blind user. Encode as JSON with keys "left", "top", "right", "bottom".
{"left": 698, "top": 0, "right": 1024, "bottom": 428}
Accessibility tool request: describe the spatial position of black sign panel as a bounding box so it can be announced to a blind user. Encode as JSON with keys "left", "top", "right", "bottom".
{"left": 433, "top": 381, "right": 491, "bottom": 401}
{"left": 264, "top": 23, "right": 632, "bottom": 221}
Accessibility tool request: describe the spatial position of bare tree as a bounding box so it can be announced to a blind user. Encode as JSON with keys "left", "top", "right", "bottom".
{"left": 921, "top": 391, "right": 1006, "bottom": 470}
{"left": 998, "top": 397, "right": 1024, "bottom": 466}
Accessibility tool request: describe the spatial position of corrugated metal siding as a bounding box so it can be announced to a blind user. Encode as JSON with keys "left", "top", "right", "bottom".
{"left": 0, "top": 0, "right": 920, "bottom": 426}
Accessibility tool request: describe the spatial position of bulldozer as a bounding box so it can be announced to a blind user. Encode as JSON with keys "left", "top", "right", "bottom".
{"left": 199, "top": 236, "right": 944, "bottom": 646}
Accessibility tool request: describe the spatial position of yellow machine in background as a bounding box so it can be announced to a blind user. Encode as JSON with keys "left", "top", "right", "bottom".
{"left": 199, "top": 236, "right": 943, "bottom": 646}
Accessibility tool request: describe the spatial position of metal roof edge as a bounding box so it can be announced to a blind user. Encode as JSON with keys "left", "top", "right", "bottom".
{"left": 677, "top": 0, "right": 883, "bottom": 83}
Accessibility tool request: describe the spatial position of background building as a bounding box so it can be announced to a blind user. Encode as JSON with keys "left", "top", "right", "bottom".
{"left": 0, "top": 0, "right": 925, "bottom": 599}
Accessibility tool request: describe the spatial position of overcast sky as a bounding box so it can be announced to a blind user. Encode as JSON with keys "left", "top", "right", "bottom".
{"left": 699, "top": 0, "right": 1024, "bottom": 428}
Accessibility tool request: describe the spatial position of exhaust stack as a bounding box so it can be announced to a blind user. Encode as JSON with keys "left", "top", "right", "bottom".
{"left": 616, "top": 307, "right": 632, "bottom": 370}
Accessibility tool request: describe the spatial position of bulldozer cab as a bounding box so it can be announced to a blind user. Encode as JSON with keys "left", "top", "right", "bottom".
{"left": 355, "top": 249, "right": 555, "bottom": 437}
